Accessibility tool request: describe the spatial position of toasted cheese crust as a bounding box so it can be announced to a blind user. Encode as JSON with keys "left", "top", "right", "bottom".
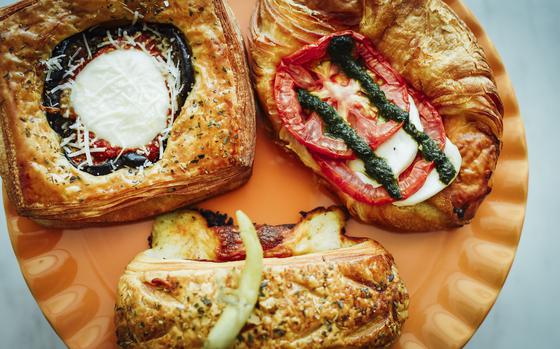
{"left": 248, "top": 0, "right": 503, "bottom": 231}
{"left": 0, "top": 0, "right": 255, "bottom": 226}
{"left": 150, "top": 206, "right": 361, "bottom": 261}
{"left": 115, "top": 207, "right": 409, "bottom": 348}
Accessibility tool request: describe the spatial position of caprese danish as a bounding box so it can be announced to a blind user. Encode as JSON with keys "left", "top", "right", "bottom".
{"left": 249, "top": 0, "right": 503, "bottom": 231}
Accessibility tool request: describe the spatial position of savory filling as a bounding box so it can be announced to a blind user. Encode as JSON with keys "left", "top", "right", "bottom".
{"left": 41, "top": 23, "right": 194, "bottom": 175}
{"left": 71, "top": 49, "right": 170, "bottom": 150}
{"left": 274, "top": 32, "right": 462, "bottom": 206}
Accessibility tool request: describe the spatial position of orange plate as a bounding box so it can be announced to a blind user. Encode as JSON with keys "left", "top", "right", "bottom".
{"left": 4, "top": 0, "right": 528, "bottom": 348}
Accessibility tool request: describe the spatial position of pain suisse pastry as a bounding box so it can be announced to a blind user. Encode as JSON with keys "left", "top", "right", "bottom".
{"left": 115, "top": 207, "right": 409, "bottom": 348}
{"left": 249, "top": 0, "right": 503, "bottom": 231}
{"left": 0, "top": 0, "right": 255, "bottom": 226}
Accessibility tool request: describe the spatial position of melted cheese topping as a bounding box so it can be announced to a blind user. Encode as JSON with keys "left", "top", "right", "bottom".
{"left": 308, "top": 63, "right": 462, "bottom": 205}
{"left": 349, "top": 96, "right": 423, "bottom": 187}
{"left": 70, "top": 49, "right": 170, "bottom": 149}
{"left": 346, "top": 96, "right": 462, "bottom": 205}
{"left": 393, "top": 138, "right": 462, "bottom": 206}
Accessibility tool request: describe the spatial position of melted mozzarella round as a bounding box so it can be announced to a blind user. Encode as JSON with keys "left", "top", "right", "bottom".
{"left": 71, "top": 49, "right": 170, "bottom": 149}
{"left": 393, "top": 138, "right": 462, "bottom": 206}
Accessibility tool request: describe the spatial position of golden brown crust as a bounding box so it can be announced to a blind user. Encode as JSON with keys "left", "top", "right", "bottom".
{"left": 115, "top": 208, "right": 408, "bottom": 348}
{"left": 0, "top": 0, "right": 255, "bottom": 226}
{"left": 150, "top": 206, "right": 363, "bottom": 261}
{"left": 249, "top": 0, "right": 503, "bottom": 231}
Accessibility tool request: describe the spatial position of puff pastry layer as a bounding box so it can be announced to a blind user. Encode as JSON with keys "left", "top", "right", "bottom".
{"left": 249, "top": 0, "right": 503, "bottom": 231}
{"left": 116, "top": 207, "right": 408, "bottom": 348}
{"left": 0, "top": 0, "right": 255, "bottom": 226}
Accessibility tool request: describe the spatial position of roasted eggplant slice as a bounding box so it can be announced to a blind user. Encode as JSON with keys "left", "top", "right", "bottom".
{"left": 42, "top": 22, "right": 195, "bottom": 175}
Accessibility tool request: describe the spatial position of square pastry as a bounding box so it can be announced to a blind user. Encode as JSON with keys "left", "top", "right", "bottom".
{"left": 0, "top": 0, "right": 255, "bottom": 226}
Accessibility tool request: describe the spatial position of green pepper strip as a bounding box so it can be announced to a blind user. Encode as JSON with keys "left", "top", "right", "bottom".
{"left": 327, "top": 35, "right": 457, "bottom": 184}
{"left": 297, "top": 89, "right": 402, "bottom": 199}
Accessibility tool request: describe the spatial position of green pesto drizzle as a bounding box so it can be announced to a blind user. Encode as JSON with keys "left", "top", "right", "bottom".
{"left": 327, "top": 35, "right": 456, "bottom": 184}
{"left": 297, "top": 89, "right": 402, "bottom": 199}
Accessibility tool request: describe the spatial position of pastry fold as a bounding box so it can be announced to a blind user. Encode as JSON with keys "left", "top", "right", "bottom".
{"left": 0, "top": 0, "right": 255, "bottom": 226}
{"left": 249, "top": 0, "right": 503, "bottom": 231}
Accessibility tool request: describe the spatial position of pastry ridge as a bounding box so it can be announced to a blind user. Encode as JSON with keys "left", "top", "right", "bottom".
{"left": 0, "top": 0, "right": 256, "bottom": 227}
{"left": 249, "top": 0, "right": 503, "bottom": 231}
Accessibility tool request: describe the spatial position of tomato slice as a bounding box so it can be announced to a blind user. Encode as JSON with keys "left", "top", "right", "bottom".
{"left": 274, "top": 31, "right": 448, "bottom": 204}
{"left": 314, "top": 154, "right": 434, "bottom": 205}
{"left": 347, "top": 104, "right": 401, "bottom": 149}
{"left": 274, "top": 30, "right": 410, "bottom": 158}
{"left": 274, "top": 70, "right": 353, "bottom": 158}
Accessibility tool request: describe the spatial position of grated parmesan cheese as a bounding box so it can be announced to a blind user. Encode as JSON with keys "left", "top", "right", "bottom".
{"left": 83, "top": 125, "right": 93, "bottom": 165}
{"left": 63, "top": 61, "right": 83, "bottom": 78}
{"left": 68, "top": 47, "right": 83, "bottom": 67}
{"left": 83, "top": 33, "right": 92, "bottom": 59}
{"left": 60, "top": 133, "right": 76, "bottom": 147}
{"left": 42, "top": 54, "right": 65, "bottom": 81}
{"left": 42, "top": 54, "right": 65, "bottom": 70}
{"left": 50, "top": 80, "right": 75, "bottom": 94}
{"left": 144, "top": 23, "right": 162, "bottom": 37}
{"left": 122, "top": 3, "right": 144, "bottom": 25}
{"left": 53, "top": 23, "right": 184, "bottom": 170}
{"left": 67, "top": 147, "right": 107, "bottom": 158}
{"left": 114, "top": 147, "right": 126, "bottom": 163}
{"left": 106, "top": 30, "right": 120, "bottom": 49}
{"left": 158, "top": 136, "right": 164, "bottom": 159}
{"left": 77, "top": 160, "right": 88, "bottom": 170}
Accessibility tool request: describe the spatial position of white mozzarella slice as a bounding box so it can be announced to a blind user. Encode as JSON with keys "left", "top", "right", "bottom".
{"left": 405, "top": 96, "right": 423, "bottom": 131}
{"left": 393, "top": 138, "right": 462, "bottom": 206}
{"left": 374, "top": 96, "right": 422, "bottom": 176}
{"left": 71, "top": 49, "right": 169, "bottom": 149}
{"left": 348, "top": 96, "right": 423, "bottom": 188}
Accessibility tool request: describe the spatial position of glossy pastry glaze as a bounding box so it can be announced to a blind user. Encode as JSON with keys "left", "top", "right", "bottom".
{"left": 249, "top": 0, "right": 503, "bottom": 231}
{"left": 0, "top": 0, "right": 255, "bottom": 226}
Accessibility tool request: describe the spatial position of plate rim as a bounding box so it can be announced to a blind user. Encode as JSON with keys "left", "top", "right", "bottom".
{"left": 2, "top": 0, "right": 528, "bottom": 348}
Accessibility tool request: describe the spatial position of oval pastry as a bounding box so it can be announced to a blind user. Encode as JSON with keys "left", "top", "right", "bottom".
{"left": 249, "top": 0, "right": 503, "bottom": 231}
{"left": 116, "top": 207, "right": 409, "bottom": 348}
{"left": 0, "top": 0, "right": 255, "bottom": 227}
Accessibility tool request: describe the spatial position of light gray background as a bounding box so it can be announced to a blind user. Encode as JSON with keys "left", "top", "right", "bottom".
{"left": 0, "top": 0, "right": 558, "bottom": 348}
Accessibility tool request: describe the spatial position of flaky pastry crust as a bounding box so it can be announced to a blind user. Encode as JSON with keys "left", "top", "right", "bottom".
{"left": 115, "top": 207, "right": 408, "bottom": 348}
{"left": 249, "top": 0, "right": 503, "bottom": 231}
{"left": 0, "top": 0, "right": 255, "bottom": 227}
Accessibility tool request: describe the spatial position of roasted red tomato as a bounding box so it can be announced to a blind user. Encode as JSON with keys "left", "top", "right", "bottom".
{"left": 274, "top": 31, "right": 448, "bottom": 204}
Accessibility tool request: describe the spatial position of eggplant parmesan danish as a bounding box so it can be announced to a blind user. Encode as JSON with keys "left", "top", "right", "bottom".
{"left": 116, "top": 207, "right": 409, "bottom": 348}
{"left": 0, "top": 0, "right": 255, "bottom": 226}
{"left": 249, "top": 0, "right": 503, "bottom": 231}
